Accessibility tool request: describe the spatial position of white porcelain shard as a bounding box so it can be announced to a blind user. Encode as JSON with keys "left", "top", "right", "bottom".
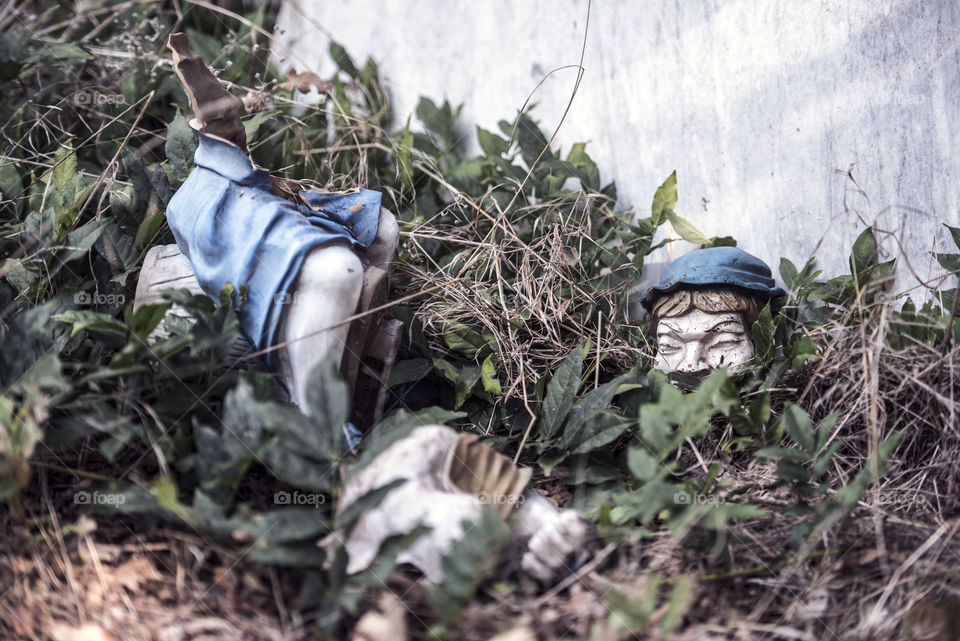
{"left": 331, "top": 424, "right": 591, "bottom": 584}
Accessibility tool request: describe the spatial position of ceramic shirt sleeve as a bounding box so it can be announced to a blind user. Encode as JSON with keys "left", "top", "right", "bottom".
{"left": 165, "top": 133, "right": 382, "bottom": 366}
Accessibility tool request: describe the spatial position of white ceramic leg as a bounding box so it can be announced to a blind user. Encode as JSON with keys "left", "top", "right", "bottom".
{"left": 362, "top": 207, "right": 399, "bottom": 272}
{"left": 278, "top": 243, "right": 364, "bottom": 411}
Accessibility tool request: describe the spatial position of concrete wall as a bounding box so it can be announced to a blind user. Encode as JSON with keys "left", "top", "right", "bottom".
{"left": 273, "top": 0, "right": 960, "bottom": 297}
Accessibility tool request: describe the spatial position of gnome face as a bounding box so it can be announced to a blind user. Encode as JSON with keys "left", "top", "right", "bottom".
{"left": 640, "top": 247, "right": 785, "bottom": 378}
{"left": 653, "top": 306, "right": 754, "bottom": 376}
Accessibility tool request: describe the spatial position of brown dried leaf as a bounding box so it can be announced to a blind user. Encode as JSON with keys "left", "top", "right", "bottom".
{"left": 278, "top": 68, "right": 332, "bottom": 94}
{"left": 112, "top": 555, "right": 162, "bottom": 592}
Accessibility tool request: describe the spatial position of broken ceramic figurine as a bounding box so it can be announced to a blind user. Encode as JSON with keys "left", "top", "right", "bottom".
{"left": 331, "top": 424, "right": 591, "bottom": 584}
{"left": 640, "top": 247, "right": 785, "bottom": 376}
{"left": 134, "top": 34, "right": 399, "bottom": 426}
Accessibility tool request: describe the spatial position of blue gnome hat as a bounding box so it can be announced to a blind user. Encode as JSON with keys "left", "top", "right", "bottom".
{"left": 639, "top": 246, "right": 786, "bottom": 311}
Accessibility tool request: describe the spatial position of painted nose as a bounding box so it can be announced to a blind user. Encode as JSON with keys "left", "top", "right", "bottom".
{"left": 677, "top": 343, "right": 710, "bottom": 375}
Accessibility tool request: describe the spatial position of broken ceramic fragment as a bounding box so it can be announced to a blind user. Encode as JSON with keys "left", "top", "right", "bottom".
{"left": 640, "top": 247, "right": 785, "bottom": 376}
{"left": 332, "top": 424, "right": 591, "bottom": 584}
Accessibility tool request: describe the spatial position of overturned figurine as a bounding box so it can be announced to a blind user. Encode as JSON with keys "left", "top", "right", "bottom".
{"left": 142, "top": 38, "right": 592, "bottom": 585}
{"left": 136, "top": 35, "right": 399, "bottom": 423}
{"left": 331, "top": 425, "right": 591, "bottom": 584}
{"left": 640, "top": 247, "right": 784, "bottom": 376}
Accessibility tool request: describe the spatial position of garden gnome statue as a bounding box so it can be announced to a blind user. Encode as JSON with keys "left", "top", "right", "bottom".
{"left": 139, "top": 34, "right": 398, "bottom": 421}
{"left": 640, "top": 247, "right": 784, "bottom": 376}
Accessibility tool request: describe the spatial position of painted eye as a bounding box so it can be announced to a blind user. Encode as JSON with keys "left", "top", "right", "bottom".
{"left": 658, "top": 340, "right": 681, "bottom": 355}
{"left": 708, "top": 334, "right": 745, "bottom": 350}
{"left": 711, "top": 339, "right": 740, "bottom": 348}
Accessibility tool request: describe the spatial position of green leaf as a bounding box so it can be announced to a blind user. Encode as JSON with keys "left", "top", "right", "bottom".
{"left": 337, "top": 479, "right": 406, "bottom": 530}
{"left": 480, "top": 354, "right": 501, "bottom": 394}
{"left": 935, "top": 252, "right": 960, "bottom": 273}
{"left": 387, "top": 358, "right": 433, "bottom": 387}
{"left": 566, "top": 142, "right": 600, "bottom": 191}
{"left": 247, "top": 543, "right": 328, "bottom": 567}
{"left": 946, "top": 224, "right": 960, "bottom": 251}
{"left": 638, "top": 382, "right": 684, "bottom": 454}
{"left": 54, "top": 218, "right": 110, "bottom": 268}
{"left": 259, "top": 442, "right": 336, "bottom": 492}
{"left": 665, "top": 211, "right": 710, "bottom": 245}
{"left": 787, "top": 332, "right": 820, "bottom": 370}
{"left": 304, "top": 358, "right": 350, "bottom": 446}
{"left": 776, "top": 460, "right": 811, "bottom": 484}
{"left": 573, "top": 411, "right": 630, "bottom": 454}
{"left": 441, "top": 321, "right": 489, "bottom": 358}
{"left": 151, "top": 477, "right": 190, "bottom": 521}
{"left": 627, "top": 447, "right": 659, "bottom": 482}
{"left": 811, "top": 441, "right": 843, "bottom": 478}
{"left": 165, "top": 110, "right": 197, "bottom": 183}
{"left": 808, "top": 274, "right": 853, "bottom": 303}
{"left": 755, "top": 447, "right": 810, "bottom": 462}
{"left": 539, "top": 343, "right": 584, "bottom": 440}
{"left": 135, "top": 209, "right": 166, "bottom": 246}
{"left": 238, "top": 507, "right": 331, "bottom": 545}
{"left": 515, "top": 112, "right": 552, "bottom": 168}
{"left": 24, "top": 40, "right": 91, "bottom": 64}
{"left": 751, "top": 304, "right": 775, "bottom": 365}
{"left": 329, "top": 41, "right": 359, "bottom": 77}
{"left": 560, "top": 375, "right": 625, "bottom": 450}
{"left": 223, "top": 379, "right": 332, "bottom": 463}
{"left": 427, "top": 507, "right": 510, "bottom": 619}
{"left": 416, "top": 97, "right": 457, "bottom": 145}
{"left": 0, "top": 161, "right": 22, "bottom": 202}
{"left": 477, "top": 126, "right": 509, "bottom": 157}
{"left": 780, "top": 257, "right": 799, "bottom": 290}
{"left": 703, "top": 235, "right": 737, "bottom": 248}
{"left": 51, "top": 142, "right": 76, "bottom": 193}
{"left": 243, "top": 109, "right": 278, "bottom": 144}
{"left": 661, "top": 576, "right": 694, "bottom": 636}
{"left": 782, "top": 405, "right": 816, "bottom": 453}
{"left": 650, "top": 171, "right": 678, "bottom": 226}
{"left": 432, "top": 359, "right": 481, "bottom": 409}
{"left": 130, "top": 303, "right": 170, "bottom": 339}
{"left": 57, "top": 310, "right": 128, "bottom": 337}
{"left": 850, "top": 227, "right": 877, "bottom": 275}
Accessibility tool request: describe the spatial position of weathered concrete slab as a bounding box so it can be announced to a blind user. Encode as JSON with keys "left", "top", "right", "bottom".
{"left": 274, "top": 0, "right": 960, "bottom": 297}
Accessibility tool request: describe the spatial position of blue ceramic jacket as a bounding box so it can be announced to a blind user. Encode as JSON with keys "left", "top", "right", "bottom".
{"left": 166, "top": 133, "right": 381, "bottom": 366}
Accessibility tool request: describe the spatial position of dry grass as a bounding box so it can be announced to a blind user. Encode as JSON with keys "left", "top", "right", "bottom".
{"left": 398, "top": 187, "right": 645, "bottom": 403}
{"left": 0, "top": 492, "right": 310, "bottom": 641}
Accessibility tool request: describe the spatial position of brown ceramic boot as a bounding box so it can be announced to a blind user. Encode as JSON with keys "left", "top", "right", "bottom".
{"left": 167, "top": 33, "right": 247, "bottom": 154}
